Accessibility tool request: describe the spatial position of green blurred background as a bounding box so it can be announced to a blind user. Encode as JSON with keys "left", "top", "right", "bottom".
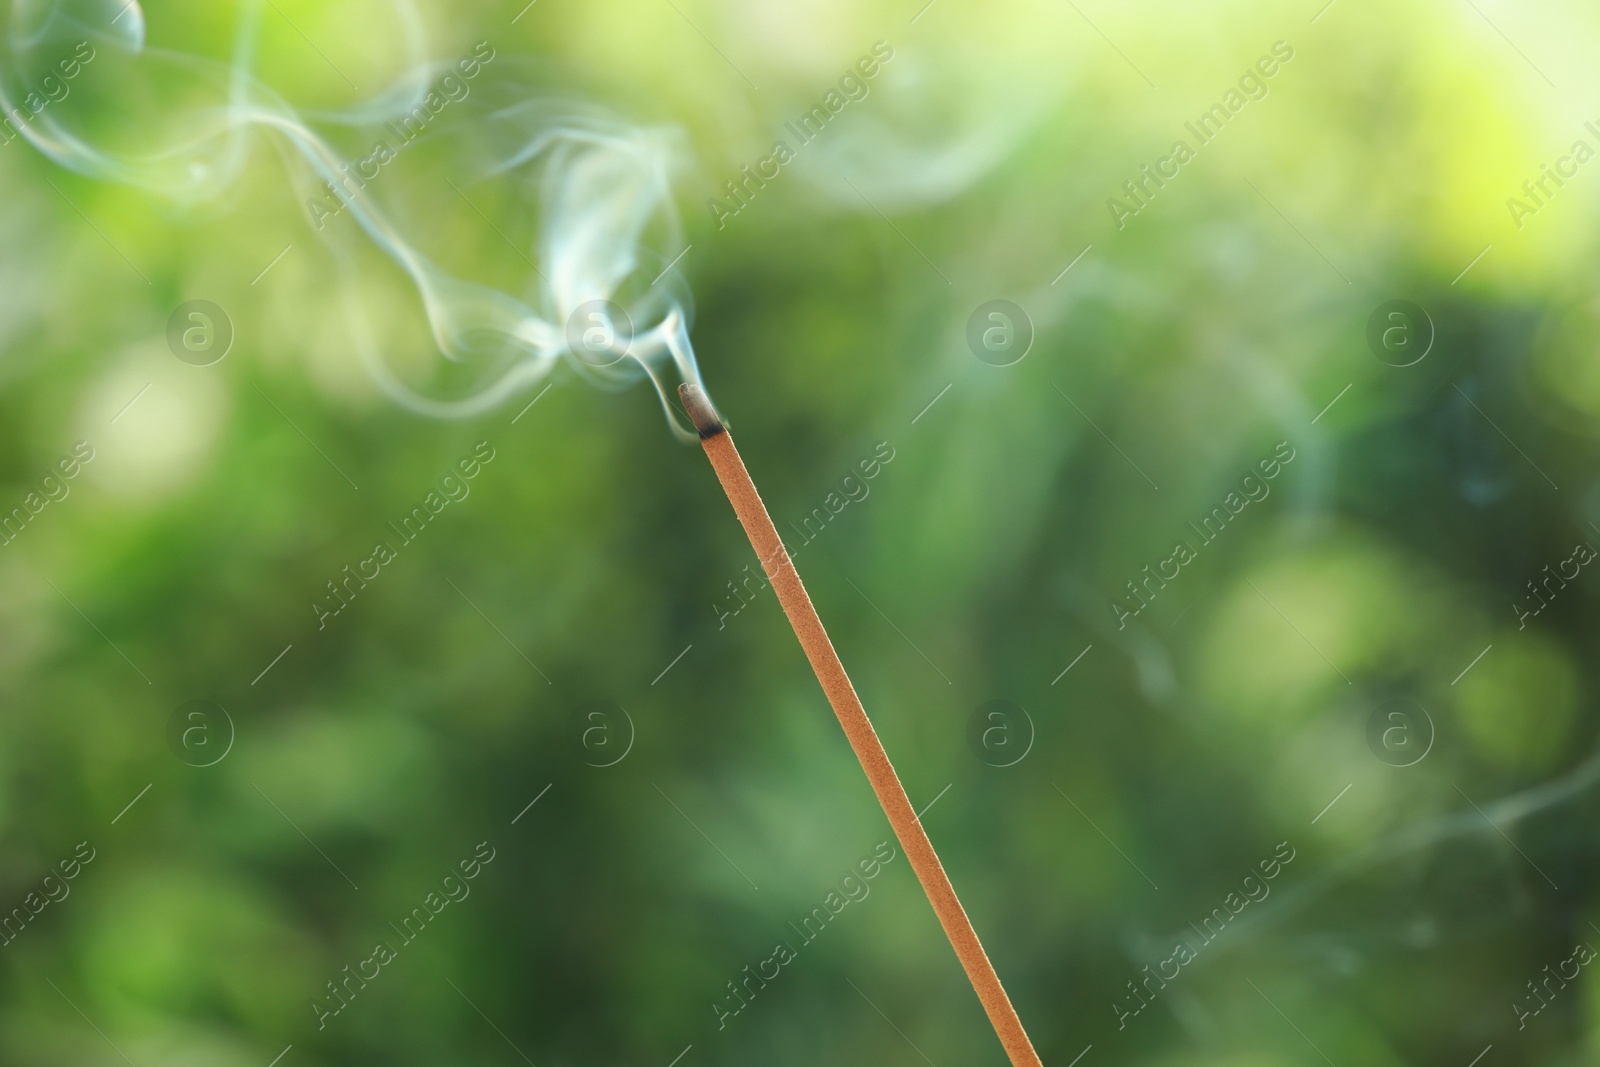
{"left": 3, "top": 0, "right": 1600, "bottom": 1063}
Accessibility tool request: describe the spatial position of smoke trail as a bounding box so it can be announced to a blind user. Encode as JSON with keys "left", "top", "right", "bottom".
{"left": 1163, "top": 735, "right": 1600, "bottom": 967}
{"left": 800, "top": 49, "right": 1061, "bottom": 211}
{"left": 1, "top": 0, "right": 705, "bottom": 437}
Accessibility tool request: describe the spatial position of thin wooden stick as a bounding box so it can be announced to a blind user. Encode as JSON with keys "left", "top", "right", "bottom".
{"left": 679, "top": 384, "right": 1042, "bottom": 1067}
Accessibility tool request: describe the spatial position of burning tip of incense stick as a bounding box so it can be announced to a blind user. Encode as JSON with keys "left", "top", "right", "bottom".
{"left": 678, "top": 383, "right": 724, "bottom": 439}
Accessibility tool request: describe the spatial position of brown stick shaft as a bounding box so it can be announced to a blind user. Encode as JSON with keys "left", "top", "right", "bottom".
{"left": 681, "top": 386, "right": 1042, "bottom": 1067}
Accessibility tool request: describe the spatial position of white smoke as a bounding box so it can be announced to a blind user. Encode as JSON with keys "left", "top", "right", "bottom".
{"left": 1, "top": 0, "right": 706, "bottom": 437}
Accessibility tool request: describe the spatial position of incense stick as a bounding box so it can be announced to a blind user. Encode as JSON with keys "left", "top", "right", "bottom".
{"left": 679, "top": 384, "right": 1042, "bottom": 1067}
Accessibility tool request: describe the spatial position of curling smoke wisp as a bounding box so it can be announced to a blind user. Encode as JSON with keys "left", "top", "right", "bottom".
{"left": 1, "top": 0, "right": 705, "bottom": 435}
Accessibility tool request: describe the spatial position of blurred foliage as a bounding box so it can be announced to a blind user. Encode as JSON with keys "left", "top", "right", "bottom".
{"left": 2, "top": 0, "right": 1600, "bottom": 1064}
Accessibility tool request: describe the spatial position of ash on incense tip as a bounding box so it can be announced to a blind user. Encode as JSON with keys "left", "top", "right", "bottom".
{"left": 678, "top": 382, "right": 725, "bottom": 438}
